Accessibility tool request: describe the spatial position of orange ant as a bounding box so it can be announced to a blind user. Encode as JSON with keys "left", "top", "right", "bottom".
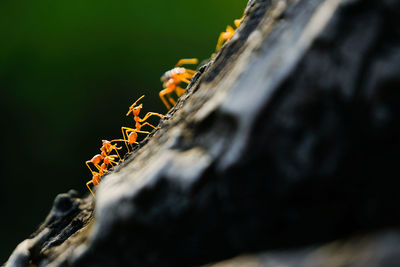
{"left": 100, "top": 139, "right": 125, "bottom": 161}
{"left": 86, "top": 154, "right": 120, "bottom": 197}
{"left": 85, "top": 139, "right": 125, "bottom": 197}
{"left": 85, "top": 154, "right": 103, "bottom": 174}
{"left": 121, "top": 127, "right": 147, "bottom": 152}
{"left": 126, "top": 95, "right": 165, "bottom": 131}
{"left": 159, "top": 58, "right": 198, "bottom": 110}
{"left": 99, "top": 154, "right": 119, "bottom": 172}
{"left": 122, "top": 95, "right": 164, "bottom": 151}
{"left": 85, "top": 139, "right": 124, "bottom": 172}
{"left": 215, "top": 16, "right": 244, "bottom": 52}
{"left": 86, "top": 169, "right": 104, "bottom": 197}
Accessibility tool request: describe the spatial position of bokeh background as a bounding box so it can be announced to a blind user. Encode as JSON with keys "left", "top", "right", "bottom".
{"left": 0, "top": 0, "right": 247, "bottom": 262}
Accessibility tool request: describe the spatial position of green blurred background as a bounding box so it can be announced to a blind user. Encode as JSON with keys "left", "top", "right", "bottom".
{"left": 0, "top": 0, "right": 246, "bottom": 262}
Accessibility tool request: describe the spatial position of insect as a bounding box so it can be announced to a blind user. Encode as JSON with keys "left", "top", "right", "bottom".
{"left": 121, "top": 127, "right": 150, "bottom": 152}
{"left": 100, "top": 139, "right": 124, "bottom": 161}
{"left": 85, "top": 139, "right": 125, "bottom": 197}
{"left": 159, "top": 58, "right": 198, "bottom": 110}
{"left": 86, "top": 169, "right": 104, "bottom": 197}
{"left": 99, "top": 155, "right": 119, "bottom": 171}
{"left": 122, "top": 95, "right": 164, "bottom": 151}
{"left": 85, "top": 139, "right": 124, "bottom": 172}
{"left": 85, "top": 154, "right": 103, "bottom": 174}
{"left": 215, "top": 16, "right": 244, "bottom": 52}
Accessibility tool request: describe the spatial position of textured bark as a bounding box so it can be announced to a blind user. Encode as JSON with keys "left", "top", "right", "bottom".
{"left": 207, "top": 231, "right": 400, "bottom": 267}
{"left": 4, "top": 0, "right": 400, "bottom": 266}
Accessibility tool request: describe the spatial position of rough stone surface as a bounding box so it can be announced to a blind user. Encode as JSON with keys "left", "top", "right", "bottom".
{"left": 4, "top": 0, "right": 400, "bottom": 266}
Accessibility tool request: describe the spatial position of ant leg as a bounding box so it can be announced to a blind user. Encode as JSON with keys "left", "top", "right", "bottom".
{"left": 112, "top": 144, "right": 123, "bottom": 161}
{"left": 122, "top": 127, "right": 150, "bottom": 136}
{"left": 160, "top": 89, "right": 174, "bottom": 109}
{"left": 175, "top": 86, "right": 186, "bottom": 97}
{"left": 216, "top": 26, "right": 235, "bottom": 51}
{"left": 86, "top": 161, "right": 101, "bottom": 174}
{"left": 86, "top": 161, "right": 95, "bottom": 174}
{"left": 122, "top": 127, "right": 135, "bottom": 134}
{"left": 109, "top": 139, "right": 126, "bottom": 161}
{"left": 121, "top": 127, "right": 143, "bottom": 152}
{"left": 216, "top": 32, "right": 226, "bottom": 51}
{"left": 139, "top": 112, "right": 165, "bottom": 123}
{"left": 114, "top": 152, "right": 124, "bottom": 162}
{"left": 234, "top": 16, "right": 244, "bottom": 28}
{"left": 179, "top": 77, "right": 192, "bottom": 84}
{"left": 185, "top": 72, "right": 195, "bottom": 80}
{"left": 181, "top": 75, "right": 193, "bottom": 84}
{"left": 225, "top": 25, "right": 235, "bottom": 38}
{"left": 114, "top": 151, "right": 122, "bottom": 162}
{"left": 185, "top": 69, "right": 197, "bottom": 75}
{"left": 86, "top": 181, "right": 95, "bottom": 197}
{"left": 111, "top": 139, "right": 127, "bottom": 144}
{"left": 141, "top": 122, "right": 158, "bottom": 130}
{"left": 136, "top": 130, "right": 151, "bottom": 134}
{"left": 121, "top": 127, "right": 134, "bottom": 152}
{"left": 122, "top": 127, "right": 145, "bottom": 148}
{"left": 168, "top": 95, "right": 176, "bottom": 107}
{"left": 175, "top": 58, "right": 198, "bottom": 67}
{"left": 159, "top": 87, "right": 175, "bottom": 109}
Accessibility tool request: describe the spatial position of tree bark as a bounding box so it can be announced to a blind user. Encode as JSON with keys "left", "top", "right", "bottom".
{"left": 5, "top": 0, "right": 400, "bottom": 266}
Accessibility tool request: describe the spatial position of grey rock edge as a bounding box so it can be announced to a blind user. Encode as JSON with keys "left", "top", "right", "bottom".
{"left": 4, "top": 0, "right": 400, "bottom": 266}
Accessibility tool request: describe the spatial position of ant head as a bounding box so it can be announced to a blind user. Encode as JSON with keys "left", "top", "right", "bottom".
{"left": 104, "top": 155, "right": 116, "bottom": 165}
{"left": 132, "top": 105, "right": 142, "bottom": 116}
{"left": 102, "top": 140, "right": 112, "bottom": 149}
{"left": 127, "top": 95, "right": 145, "bottom": 116}
{"left": 161, "top": 72, "right": 170, "bottom": 83}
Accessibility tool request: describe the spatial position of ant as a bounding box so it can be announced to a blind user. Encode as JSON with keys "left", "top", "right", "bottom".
{"left": 122, "top": 95, "right": 164, "bottom": 151}
{"left": 85, "top": 139, "right": 124, "bottom": 173}
{"left": 85, "top": 139, "right": 125, "bottom": 197}
{"left": 86, "top": 169, "right": 104, "bottom": 197}
{"left": 100, "top": 139, "right": 125, "bottom": 161}
{"left": 159, "top": 58, "right": 198, "bottom": 110}
{"left": 99, "top": 154, "right": 119, "bottom": 172}
{"left": 85, "top": 154, "right": 103, "bottom": 174}
{"left": 126, "top": 95, "right": 164, "bottom": 131}
{"left": 121, "top": 127, "right": 148, "bottom": 152}
{"left": 86, "top": 154, "right": 120, "bottom": 197}
{"left": 215, "top": 16, "right": 244, "bottom": 52}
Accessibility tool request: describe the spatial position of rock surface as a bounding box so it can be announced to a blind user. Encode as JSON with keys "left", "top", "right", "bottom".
{"left": 4, "top": 0, "right": 400, "bottom": 266}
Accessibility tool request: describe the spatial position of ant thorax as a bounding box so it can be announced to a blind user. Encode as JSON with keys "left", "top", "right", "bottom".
{"left": 161, "top": 67, "right": 186, "bottom": 82}
{"left": 164, "top": 79, "right": 175, "bottom": 88}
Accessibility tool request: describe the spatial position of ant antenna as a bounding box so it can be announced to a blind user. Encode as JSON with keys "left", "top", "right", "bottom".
{"left": 126, "top": 95, "right": 145, "bottom": 116}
